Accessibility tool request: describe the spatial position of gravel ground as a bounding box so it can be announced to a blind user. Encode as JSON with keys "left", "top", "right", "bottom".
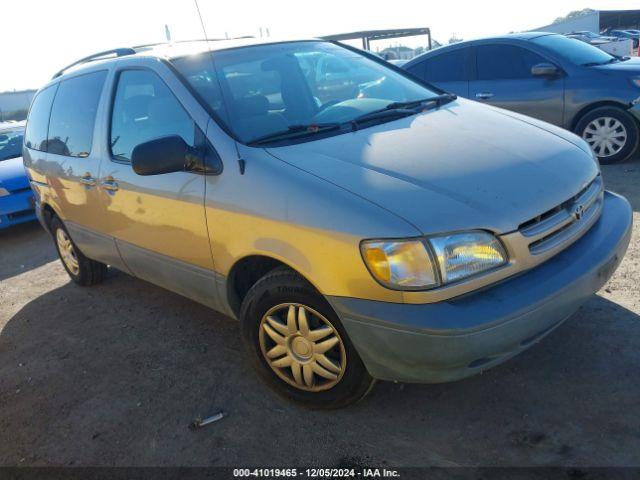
{"left": 0, "top": 157, "right": 638, "bottom": 467}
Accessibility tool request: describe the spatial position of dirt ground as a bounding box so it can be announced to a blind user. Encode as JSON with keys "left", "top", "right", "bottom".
{"left": 0, "top": 157, "right": 639, "bottom": 468}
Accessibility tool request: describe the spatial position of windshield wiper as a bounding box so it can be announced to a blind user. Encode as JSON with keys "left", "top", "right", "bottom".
{"left": 247, "top": 94, "right": 458, "bottom": 145}
{"left": 248, "top": 123, "right": 343, "bottom": 146}
{"left": 350, "top": 93, "right": 457, "bottom": 130}
{"left": 385, "top": 93, "right": 457, "bottom": 110}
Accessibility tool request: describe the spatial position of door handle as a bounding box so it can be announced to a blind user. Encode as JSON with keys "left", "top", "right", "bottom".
{"left": 100, "top": 178, "right": 119, "bottom": 193}
{"left": 475, "top": 92, "right": 494, "bottom": 100}
{"left": 80, "top": 173, "right": 96, "bottom": 187}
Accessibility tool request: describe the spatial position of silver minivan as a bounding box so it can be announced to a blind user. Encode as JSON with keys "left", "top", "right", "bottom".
{"left": 24, "top": 38, "right": 632, "bottom": 408}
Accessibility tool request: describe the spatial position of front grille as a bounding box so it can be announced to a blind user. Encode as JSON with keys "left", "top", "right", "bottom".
{"left": 518, "top": 175, "right": 603, "bottom": 256}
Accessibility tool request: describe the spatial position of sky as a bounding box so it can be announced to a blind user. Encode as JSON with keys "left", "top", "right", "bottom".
{"left": 2, "top": 0, "right": 639, "bottom": 92}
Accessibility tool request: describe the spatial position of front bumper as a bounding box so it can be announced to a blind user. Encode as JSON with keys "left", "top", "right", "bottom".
{"left": 0, "top": 188, "right": 36, "bottom": 230}
{"left": 328, "top": 191, "right": 633, "bottom": 383}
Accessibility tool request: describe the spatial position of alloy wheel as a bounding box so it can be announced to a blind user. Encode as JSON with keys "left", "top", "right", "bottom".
{"left": 258, "top": 303, "right": 346, "bottom": 392}
{"left": 582, "top": 116, "right": 628, "bottom": 158}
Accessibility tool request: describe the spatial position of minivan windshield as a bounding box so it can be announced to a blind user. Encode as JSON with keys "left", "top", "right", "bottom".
{"left": 172, "top": 41, "right": 442, "bottom": 145}
{"left": 0, "top": 128, "right": 24, "bottom": 161}
{"left": 532, "top": 34, "right": 616, "bottom": 66}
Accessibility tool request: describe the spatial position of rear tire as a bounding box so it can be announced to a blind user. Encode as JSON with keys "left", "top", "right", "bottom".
{"left": 239, "top": 267, "right": 374, "bottom": 409}
{"left": 51, "top": 216, "right": 107, "bottom": 286}
{"left": 575, "top": 106, "right": 639, "bottom": 164}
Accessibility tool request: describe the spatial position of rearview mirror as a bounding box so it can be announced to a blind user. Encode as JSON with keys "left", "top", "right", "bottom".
{"left": 131, "top": 135, "right": 190, "bottom": 176}
{"left": 531, "top": 63, "right": 560, "bottom": 78}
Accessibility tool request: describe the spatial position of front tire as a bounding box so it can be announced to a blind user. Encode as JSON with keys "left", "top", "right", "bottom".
{"left": 575, "top": 107, "right": 639, "bottom": 164}
{"left": 240, "top": 267, "right": 374, "bottom": 409}
{"left": 51, "top": 216, "right": 107, "bottom": 286}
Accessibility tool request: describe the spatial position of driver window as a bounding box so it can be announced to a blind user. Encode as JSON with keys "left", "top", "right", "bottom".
{"left": 110, "top": 70, "right": 195, "bottom": 162}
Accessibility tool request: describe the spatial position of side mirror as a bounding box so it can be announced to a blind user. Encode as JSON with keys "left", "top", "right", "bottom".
{"left": 131, "top": 135, "right": 190, "bottom": 176}
{"left": 531, "top": 63, "right": 560, "bottom": 78}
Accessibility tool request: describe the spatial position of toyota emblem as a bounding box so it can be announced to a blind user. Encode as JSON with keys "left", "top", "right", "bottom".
{"left": 572, "top": 204, "right": 585, "bottom": 221}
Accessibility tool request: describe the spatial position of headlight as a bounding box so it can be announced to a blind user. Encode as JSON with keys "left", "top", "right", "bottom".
{"left": 631, "top": 78, "right": 640, "bottom": 89}
{"left": 361, "top": 231, "right": 507, "bottom": 291}
{"left": 429, "top": 231, "right": 508, "bottom": 284}
{"left": 360, "top": 239, "right": 438, "bottom": 290}
{"left": 0, "top": 187, "right": 10, "bottom": 197}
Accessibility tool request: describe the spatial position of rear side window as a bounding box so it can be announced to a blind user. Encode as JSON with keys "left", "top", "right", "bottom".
{"left": 404, "top": 60, "right": 425, "bottom": 79}
{"left": 110, "top": 70, "right": 195, "bottom": 162}
{"left": 423, "top": 49, "right": 469, "bottom": 82}
{"left": 476, "top": 45, "right": 547, "bottom": 80}
{"left": 25, "top": 85, "right": 57, "bottom": 152}
{"left": 47, "top": 70, "right": 107, "bottom": 157}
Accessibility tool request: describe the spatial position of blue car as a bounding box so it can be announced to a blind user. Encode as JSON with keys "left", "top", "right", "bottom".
{"left": 403, "top": 33, "right": 640, "bottom": 164}
{"left": 0, "top": 121, "right": 36, "bottom": 229}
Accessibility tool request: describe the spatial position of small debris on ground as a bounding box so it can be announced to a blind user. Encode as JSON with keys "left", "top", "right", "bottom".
{"left": 189, "top": 411, "right": 225, "bottom": 430}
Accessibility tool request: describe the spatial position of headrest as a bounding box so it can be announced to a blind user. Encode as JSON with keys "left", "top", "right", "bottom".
{"left": 233, "top": 95, "right": 269, "bottom": 117}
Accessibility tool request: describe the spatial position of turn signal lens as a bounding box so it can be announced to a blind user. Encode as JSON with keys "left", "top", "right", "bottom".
{"left": 361, "top": 239, "right": 438, "bottom": 290}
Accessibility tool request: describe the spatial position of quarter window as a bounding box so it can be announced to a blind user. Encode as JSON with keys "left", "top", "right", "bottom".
{"left": 476, "top": 45, "right": 547, "bottom": 80}
{"left": 110, "top": 70, "right": 195, "bottom": 162}
{"left": 24, "top": 85, "right": 57, "bottom": 152}
{"left": 47, "top": 71, "right": 107, "bottom": 157}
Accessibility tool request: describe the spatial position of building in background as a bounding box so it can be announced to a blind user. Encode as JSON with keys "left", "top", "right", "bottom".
{"left": 535, "top": 9, "right": 640, "bottom": 56}
{"left": 0, "top": 90, "right": 36, "bottom": 121}
{"left": 537, "top": 9, "right": 640, "bottom": 35}
{"left": 380, "top": 45, "right": 415, "bottom": 60}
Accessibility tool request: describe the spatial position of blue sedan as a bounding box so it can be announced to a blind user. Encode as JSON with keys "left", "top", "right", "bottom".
{"left": 0, "top": 121, "right": 36, "bottom": 229}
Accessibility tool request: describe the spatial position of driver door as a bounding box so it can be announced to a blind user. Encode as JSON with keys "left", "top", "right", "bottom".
{"left": 101, "top": 67, "right": 218, "bottom": 307}
{"left": 469, "top": 44, "right": 565, "bottom": 126}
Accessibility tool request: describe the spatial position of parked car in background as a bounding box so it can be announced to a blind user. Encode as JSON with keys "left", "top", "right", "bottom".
{"left": 0, "top": 121, "right": 36, "bottom": 229}
{"left": 24, "top": 38, "right": 632, "bottom": 408}
{"left": 606, "top": 30, "right": 640, "bottom": 50}
{"left": 566, "top": 31, "right": 617, "bottom": 45}
{"left": 388, "top": 59, "right": 408, "bottom": 67}
{"left": 404, "top": 32, "right": 640, "bottom": 164}
{"left": 626, "top": 29, "right": 640, "bottom": 39}
{"left": 564, "top": 32, "right": 632, "bottom": 57}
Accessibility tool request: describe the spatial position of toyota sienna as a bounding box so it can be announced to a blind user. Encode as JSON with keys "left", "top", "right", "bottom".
{"left": 23, "top": 38, "right": 633, "bottom": 408}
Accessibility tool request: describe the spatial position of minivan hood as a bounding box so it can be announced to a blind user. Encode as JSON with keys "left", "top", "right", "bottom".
{"left": 265, "top": 99, "right": 599, "bottom": 235}
{"left": 0, "top": 156, "right": 29, "bottom": 192}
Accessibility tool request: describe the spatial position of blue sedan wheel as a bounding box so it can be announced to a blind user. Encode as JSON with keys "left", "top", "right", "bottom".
{"left": 577, "top": 107, "right": 639, "bottom": 164}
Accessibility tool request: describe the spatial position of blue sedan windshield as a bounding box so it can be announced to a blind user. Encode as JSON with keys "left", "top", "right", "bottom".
{"left": 172, "top": 41, "right": 439, "bottom": 144}
{"left": 0, "top": 129, "right": 24, "bottom": 161}
{"left": 532, "top": 34, "right": 616, "bottom": 66}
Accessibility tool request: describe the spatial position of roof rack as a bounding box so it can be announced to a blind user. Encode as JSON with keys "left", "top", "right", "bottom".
{"left": 51, "top": 48, "right": 136, "bottom": 80}
{"left": 51, "top": 36, "right": 257, "bottom": 80}
{"left": 132, "top": 36, "right": 255, "bottom": 50}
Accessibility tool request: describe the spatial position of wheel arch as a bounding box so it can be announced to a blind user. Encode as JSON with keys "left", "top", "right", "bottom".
{"left": 570, "top": 100, "right": 637, "bottom": 133}
{"left": 226, "top": 254, "right": 321, "bottom": 318}
{"left": 40, "top": 202, "right": 59, "bottom": 232}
